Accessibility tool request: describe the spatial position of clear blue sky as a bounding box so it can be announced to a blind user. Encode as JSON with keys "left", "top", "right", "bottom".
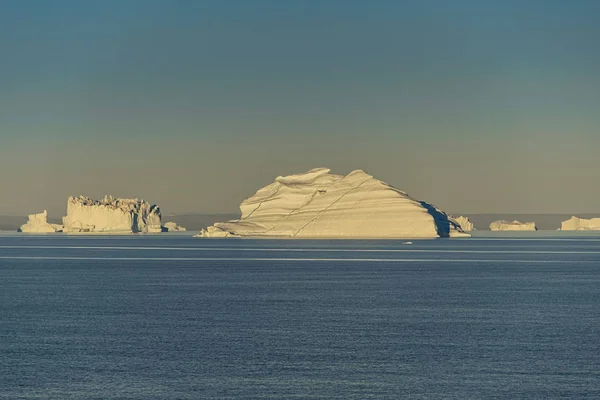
{"left": 1, "top": 0, "right": 599, "bottom": 215}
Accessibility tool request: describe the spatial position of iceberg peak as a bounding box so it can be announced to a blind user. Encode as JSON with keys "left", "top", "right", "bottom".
{"left": 275, "top": 168, "right": 333, "bottom": 185}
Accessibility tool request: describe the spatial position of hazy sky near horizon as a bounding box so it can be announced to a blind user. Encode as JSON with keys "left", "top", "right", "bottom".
{"left": 1, "top": 0, "right": 600, "bottom": 216}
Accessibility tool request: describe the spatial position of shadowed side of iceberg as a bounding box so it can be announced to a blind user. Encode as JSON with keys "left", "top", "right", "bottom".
{"left": 419, "top": 202, "right": 469, "bottom": 238}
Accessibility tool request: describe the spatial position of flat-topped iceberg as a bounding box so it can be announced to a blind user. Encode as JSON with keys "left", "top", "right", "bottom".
{"left": 18, "top": 210, "right": 63, "bottom": 233}
{"left": 489, "top": 220, "right": 537, "bottom": 231}
{"left": 62, "top": 195, "right": 162, "bottom": 233}
{"left": 198, "top": 168, "right": 468, "bottom": 238}
{"left": 561, "top": 216, "right": 600, "bottom": 231}
{"left": 452, "top": 216, "right": 475, "bottom": 232}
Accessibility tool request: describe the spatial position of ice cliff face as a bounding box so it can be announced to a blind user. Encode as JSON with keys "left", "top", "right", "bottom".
{"left": 489, "top": 220, "right": 537, "bottom": 231}
{"left": 452, "top": 216, "right": 475, "bottom": 232}
{"left": 162, "top": 222, "right": 186, "bottom": 232}
{"left": 561, "top": 216, "right": 600, "bottom": 231}
{"left": 199, "top": 168, "right": 468, "bottom": 238}
{"left": 62, "top": 195, "right": 162, "bottom": 233}
{"left": 18, "top": 210, "right": 62, "bottom": 233}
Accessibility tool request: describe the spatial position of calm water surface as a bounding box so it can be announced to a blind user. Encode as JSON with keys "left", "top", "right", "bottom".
{"left": 1, "top": 235, "right": 599, "bottom": 399}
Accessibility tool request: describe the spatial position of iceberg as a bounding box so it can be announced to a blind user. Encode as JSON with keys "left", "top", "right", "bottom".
{"left": 18, "top": 210, "right": 62, "bottom": 233}
{"left": 62, "top": 195, "right": 162, "bottom": 233}
{"left": 489, "top": 220, "right": 537, "bottom": 231}
{"left": 162, "top": 222, "right": 186, "bottom": 232}
{"left": 560, "top": 216, "right": 600, "bottom": 231}
{"left": 198, "top": 168, "right": 468, "bottom": 238}
{"left": 452, "top": 216, "right": 475, "bottom": 232}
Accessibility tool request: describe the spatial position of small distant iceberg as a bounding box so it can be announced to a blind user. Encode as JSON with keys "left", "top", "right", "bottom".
{"left": 451, "top": 216, "right": 475, "bottom": 232}
{"left": 489, "top": 220, "right": 537, "bottom": 231}
{"left": 18, "top": 210, "right": 63, "bottom": 233}
{"left": 560, "top": 216, "right": 600, "bottom": 231}
{"left": 198, "top": 168, "right": 469, "bottom": 239}
{"left": 162, "top": 222, "right": 186, "bottom": 232}
{"left": 18, "top": 196, "right": 166, "bottom": 234}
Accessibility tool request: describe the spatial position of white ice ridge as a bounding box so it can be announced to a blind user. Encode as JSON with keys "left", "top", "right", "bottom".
{"left": 451, "top": 216, "right": 475, "bottom": 232}
{"left": 489, "top": 220, "right": 537, "bottom": 231}
{"left": 560, "top": 216, "right": 600, "bottom": 231}
{"left": 62, "top": 195, "right": 162, "bottom": 233}
{"left": 18, "top": 210, "right": 62, "bottom": 233}
{"left": 198, "top": 168, "right": 469, "bottom": 238}
{"left": 162, "top": 222, "right": 186, "bottom": 232}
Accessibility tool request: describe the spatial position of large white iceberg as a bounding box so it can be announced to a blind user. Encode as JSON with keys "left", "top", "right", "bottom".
{"left": 451, "top": 216, "right": 475, "bottom": 232}
{"left": 198, "top": 168, "right": 468, "bottom": 238}
{"left": 560, "top": 216, "right": 600, "bottom": 231}
{"left": 18, "top": 210, "right": 62, "bottom": 233}
{"left": 62, "top": 195, "right": 162, "bottom": 233}
{"left": 489, "top": 220, "right": 537, "bottom": 231}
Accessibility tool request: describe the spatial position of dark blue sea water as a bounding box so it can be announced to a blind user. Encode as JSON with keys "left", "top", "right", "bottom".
{"left": 1, "top": 235, "right": 600, "bottom": 399}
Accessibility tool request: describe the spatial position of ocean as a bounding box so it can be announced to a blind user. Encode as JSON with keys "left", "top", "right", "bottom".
{"left": 1, "top": 234, "right": 599, "bottom": 399}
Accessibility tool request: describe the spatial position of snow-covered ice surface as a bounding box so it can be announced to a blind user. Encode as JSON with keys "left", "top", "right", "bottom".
{"left": 62, "top": 195, "right": 162, "bottom": 233}
{"left": 200, "top": 168, "right": 468, "bottom": 238}
{"left": 489, "top": 220, "right": 537, "bottom": 231}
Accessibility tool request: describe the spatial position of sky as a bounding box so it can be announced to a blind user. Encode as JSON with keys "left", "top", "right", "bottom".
{"left": 1, "top": 0, "right": 599, "bottom": 216}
